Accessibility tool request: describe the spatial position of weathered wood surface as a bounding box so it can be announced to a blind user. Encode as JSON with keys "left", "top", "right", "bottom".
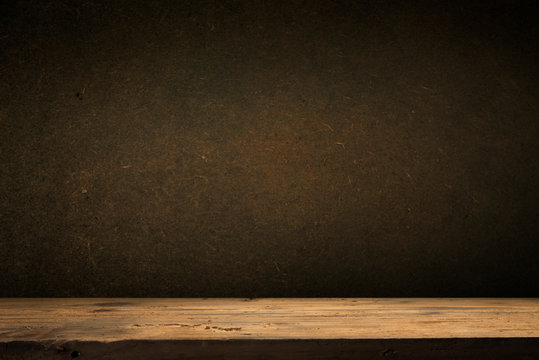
{"left": 1, "top": 298, "right": 538, "bottom": 342}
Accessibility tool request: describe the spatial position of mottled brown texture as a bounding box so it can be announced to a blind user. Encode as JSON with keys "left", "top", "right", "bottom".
{"left": 1, "top": 0, "right": 538, "bottom": 297}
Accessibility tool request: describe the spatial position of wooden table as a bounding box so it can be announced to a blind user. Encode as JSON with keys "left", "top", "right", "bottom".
{"left": 1, "top": 298, "right": 538, "bottom": 359}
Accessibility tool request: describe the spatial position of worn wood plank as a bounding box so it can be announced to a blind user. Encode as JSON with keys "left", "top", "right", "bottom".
{"left": 0, "top": 298, "right": 538, "bottom": 342}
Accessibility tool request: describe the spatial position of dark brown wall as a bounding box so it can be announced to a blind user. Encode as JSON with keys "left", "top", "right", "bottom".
{"left": 1, "top": 0, "right": 538, "bottom": 297}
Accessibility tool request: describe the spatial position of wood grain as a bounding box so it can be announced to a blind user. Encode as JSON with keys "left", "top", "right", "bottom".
{"left": 1, "top": 298, "right": 538, "bottom": 342}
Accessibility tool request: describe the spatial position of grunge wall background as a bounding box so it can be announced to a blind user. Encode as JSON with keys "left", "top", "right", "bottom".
{"left": 1, "top": 0, "right": 538, "bottom": 297}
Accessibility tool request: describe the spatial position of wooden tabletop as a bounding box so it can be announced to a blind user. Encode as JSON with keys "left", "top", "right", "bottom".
{"left": 1, "top": 298, "right": 538, "bottom": 342}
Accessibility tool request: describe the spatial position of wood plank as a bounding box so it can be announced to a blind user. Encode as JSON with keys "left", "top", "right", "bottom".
{"left": 1, "top": 298, "right": 538, "bottom": 342}
{"left": 4, "top": 339, "right": 539, "bottom": 360}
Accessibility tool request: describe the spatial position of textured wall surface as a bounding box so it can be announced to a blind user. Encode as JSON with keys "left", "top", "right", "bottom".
{"left": 1, "top": 0, "right": 538, "bottom": 297}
